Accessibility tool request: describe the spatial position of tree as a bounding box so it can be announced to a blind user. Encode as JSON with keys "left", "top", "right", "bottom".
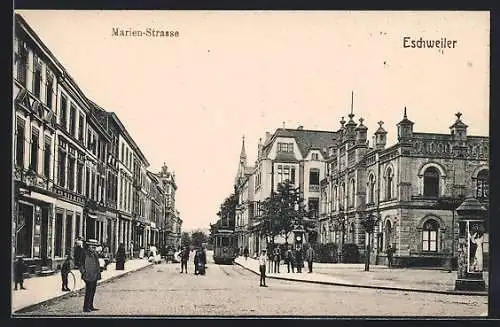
{"left": 360, "top": 214, "right": 379, "bottom": 272}
{"left": 216, "top": 192, "right": 239, "bottom": 230}
{"left": 191, "top": 230, "right": 208, "bottom": 247}
{"left": 260, "top": 180, "right": 312, "bottom": 245}
{"left": 181, "top": 232, "right": 191, "bottom": 248}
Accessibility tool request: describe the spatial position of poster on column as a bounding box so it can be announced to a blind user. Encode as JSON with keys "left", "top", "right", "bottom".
{"left": 467, "top": 220, "right": 485, "bottom": 273}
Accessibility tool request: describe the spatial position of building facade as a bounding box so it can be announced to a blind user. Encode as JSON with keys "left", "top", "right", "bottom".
{"left": 12, "top": 14, "right": 182, "bottom": 271}
{"left": 319, "top": 109, "right": 489, "bottom": 267}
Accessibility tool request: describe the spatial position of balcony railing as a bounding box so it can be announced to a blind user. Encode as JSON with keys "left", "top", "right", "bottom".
{"left": 309, "top": 184, "right": 320, "bottom": 192}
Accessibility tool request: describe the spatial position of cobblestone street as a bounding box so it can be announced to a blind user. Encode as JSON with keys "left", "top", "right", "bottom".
{"left": 16, "top": 255, "right": 487, "bottom": 317}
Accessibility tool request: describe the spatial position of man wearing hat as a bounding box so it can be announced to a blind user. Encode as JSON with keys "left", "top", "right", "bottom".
{"left": 259, "top": 249, "right": 268, "bottom": 287}
{"left": 13, "top": 255, "right": 27, "bottom": 290}
{"left": 80, "top": 239, "right": 101, "bottom": 312}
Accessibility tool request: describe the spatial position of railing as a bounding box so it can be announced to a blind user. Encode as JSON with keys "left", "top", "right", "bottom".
{"left": 309, "top": 184, "right": 320, "bottom": 192}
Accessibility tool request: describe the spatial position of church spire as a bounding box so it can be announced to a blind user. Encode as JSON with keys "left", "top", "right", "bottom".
{"left": 240, "top": 135, "right": 247, "bottom": 161}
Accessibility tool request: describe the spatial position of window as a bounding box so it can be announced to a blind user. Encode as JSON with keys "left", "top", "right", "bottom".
{"left": 30, "top": 128, "right": 39, "bottom": 172}
{"left": 422, "top": 220, "right": 439, "bottom": 252}
{"left": 85, "top": 168, "right": 91, "bottom": 197}
{"left": 312, "top": 153, "right": 319, "bottom": 161}
{"left": 16, "top": 41, "right": 28, "bottom": 86}
{"left": 309, "top": 169, "right": 320, "bottom": 185}
{"left": 350, "top": 222, "right": 356, "bottom": 243}
{"left": 75, "top": 213, "right": 81, "bottom": 239}
{"left": 58, "top": 149, "right": 66, "bottom": 187}
{"left": 291, "top": 167, "right": 296, "bottom": 184}
{"left": 476, "top": 169, "right": 489, "bottom": 199}
{"left": 69, "top": 105, "right": 77, "bottom": 137}
{"left": 121, "top": 144, "right": 124, "bottom": 162}
{"left": 77, "top": 162, "right": 84, "bottom": 194}
{"left": 423, "top": 167, "right": 439, "bottom": 197}
{"left": 65, "top": 213, "right": 73, "bottom": 255}
{"left": 277, "top": 142, "right": 294, "bottom": 153}
{"left": 384, "top": 220, "right": 393, "bottom": 250}
{"left": 78, "top": 113, "right": 85, "bottom": 142}
{"left": 67, "top": 156, "right": 75, "bottom": 191}
{"left": 16, "top": 119, "right": 25, "bottom": 168}
{"left": 368, "top": 174, "right": 375, "bottom": 204}
{"left": 54, "top": 212, "right": 63, "bottom": 257}
{"left": 33, "top": 57, "right": 42, "bottom": 98}
{"left": 386, "top": 167, "right": 393, "bottom": 200}
{"left": 349, "top": 179, "right": 355, "bottom": 207}
{"left": 59, "top": 95, "right": 67, "bottom": 129}
{"left": 43, "top": 137, "right": 51, "bottom": 178}
{"left": 46, "top": 74, "right": 54, "bottom": 108}
{"left": 308, "top": 198, "right": 319, "bottom": 218}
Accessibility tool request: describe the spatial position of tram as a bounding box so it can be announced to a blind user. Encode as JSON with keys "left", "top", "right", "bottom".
{"left": 213, "top": 229, "right": 236, "bottom": 264}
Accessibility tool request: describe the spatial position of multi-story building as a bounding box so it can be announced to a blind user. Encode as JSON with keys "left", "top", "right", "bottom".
{"left": 319, "top": 109, "right": 489, "bottom": 268}
{"left": 132, "top": 153, "right": 151, "bottom": 253}
{"left": 240, "top": 126, "right": 337, "bottom": 256}
{"left": 156, "top": 163, "right": 181, "bottom": 249}
{"left": 12, "top": 14, "right": 182, "bottom": 269}
{"left": 234, "top": 137, "right": 255, "bottom": 252}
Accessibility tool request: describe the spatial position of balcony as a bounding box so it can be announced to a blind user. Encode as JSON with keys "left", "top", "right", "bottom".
{"left": 309, "top": 184, "right": 320, "bottom": 192}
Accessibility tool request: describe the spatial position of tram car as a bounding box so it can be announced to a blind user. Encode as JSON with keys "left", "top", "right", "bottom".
{"left": 213, "top": 229, "right": 236, "bottom": 264}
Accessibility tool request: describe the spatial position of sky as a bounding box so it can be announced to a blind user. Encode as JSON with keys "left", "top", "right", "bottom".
{"left": 16, "top": 10, "right": 490, "bottom": 231}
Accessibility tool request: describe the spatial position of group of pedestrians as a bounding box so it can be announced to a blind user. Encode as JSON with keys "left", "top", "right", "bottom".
{"left": 257, "top": 243, "right": 315, "bottom": 287}
{"left": 177, "top": 246, "right": 207, "bottom": 275}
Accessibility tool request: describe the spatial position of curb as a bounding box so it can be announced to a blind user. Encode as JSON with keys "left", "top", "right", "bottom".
{"left": 13, "top": 262, "right": 154, "bottom": 314}
{"left": 234, "top": 261, "right": 488, "bottom": 297}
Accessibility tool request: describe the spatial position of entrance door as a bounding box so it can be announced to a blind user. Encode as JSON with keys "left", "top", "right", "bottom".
{"left": 16, "top": 203, "right": 33, "bottom": 257}
{"left": 40, "top": 207, "right": 49, "bottom": 261}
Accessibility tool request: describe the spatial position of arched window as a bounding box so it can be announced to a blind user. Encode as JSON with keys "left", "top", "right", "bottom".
{"left": 349, "top": 179, "right": 355, "bottom": 207}
{"left": 384, "top": 220, "right": 392, "bottom": 250}
{"left": 368, "top": 174, "right": 375, "bottom": 204}
{"left": 340, "top": 183, "right": 346, "bottom": 210}
{"left": 333, "top": 185, "right": 338, "bottom": 211}
{"left": 423, "top": 167, "right": 440, "bottom": 197}
{"left": 350, "top": 222, "right": 355, "bottom": 243}
{"left": 476, "top": 169, "right": 489, "bottom": 199}
{"left": 422, "top": 219, "right": 439, "bottom": 252}
{"left": 386, "top": 167, "right": 393, "bottom": 200}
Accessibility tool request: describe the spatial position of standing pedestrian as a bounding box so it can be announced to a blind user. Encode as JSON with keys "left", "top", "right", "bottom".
{"left": 74, "top": 237, "right": 83, "bottom": 269}
{"left": 259, "top": 249, "right": 268, "bottom": 287}
{"left": 115, "top": 243, "right": 126, "bottom": 270}
{"left": 180, "top": 246, "right": 189, "bottom": 273}
{"left": 286, "top": 247, "right": 295, "bottom": 273}
{"left": 267, "top": 245, "right": 273, "bottom": 273}
{"left": 80, "top": 240, "right": 101, "bottom": 312}
{"left": 306, "top": 244, "right": 315, "bottom": 273}
{"left": 295, "top": 246, "right": 304, "bottom": 273}
{"left": 13, "top": 255, "right": 27, "bottom": 290}
{"left": 243, "top": 246, "right": 249, "bottom": 261}
{"left": 61, "top": 254, "right": 71, "bottom": 291}
{"left": 387, "top": 245, "right": 395, "bottom": 268}
{"left": 273, "top": 246, "right": 281, "bottom": 273}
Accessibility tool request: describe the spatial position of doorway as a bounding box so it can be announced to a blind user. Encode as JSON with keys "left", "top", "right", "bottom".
{"left": 16, "top": 202, "right": 33, "bottom": 257}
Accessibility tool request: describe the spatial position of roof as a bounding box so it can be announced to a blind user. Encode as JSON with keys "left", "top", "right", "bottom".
{"left": 275, "top": 151, "right": 299, "bottom": 163}
{"left": 263, "top": 128, "right": 338, "bottom": 158}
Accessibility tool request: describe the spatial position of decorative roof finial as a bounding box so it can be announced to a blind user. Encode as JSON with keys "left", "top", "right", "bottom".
{"left": 350, "top": 90, "right": 354, "bottom": 116}
{"left": 455, "top": 112, "right": 462, "bottom": 120}
{"left": 340, "top": 116, "right": 346, "bottom": 126}
{"left": 359, "top": 117, "right": 364, "bottom": 125}
{"left": 282, "top": 121, "right": 286, "bottom": 129}
{"left": 378, "top": 121, "right": 384, "bottom": 127}
{"left": 404, "top": 106, "right": 407, "bottom": 119}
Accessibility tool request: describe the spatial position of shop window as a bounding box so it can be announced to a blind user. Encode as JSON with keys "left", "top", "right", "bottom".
{"left": 422, "top": 219, "right": 439, "bottom": 252}
{"left": 16, "top": 203, "right": 33, "bottom": 257}
{"left": 423, "top": 167, "right": 440, "bottom": 197}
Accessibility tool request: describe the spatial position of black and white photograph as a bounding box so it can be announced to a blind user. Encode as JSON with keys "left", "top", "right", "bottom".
{"left": 11, "top": 10, "right": 490, "bottom": 317}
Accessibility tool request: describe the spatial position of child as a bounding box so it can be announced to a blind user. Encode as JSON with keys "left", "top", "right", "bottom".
{"left": 61, "top": 254, "right": 71, "bottom": 291}
{"left": 13, "top": 256, "right": 27, "bottom": 290}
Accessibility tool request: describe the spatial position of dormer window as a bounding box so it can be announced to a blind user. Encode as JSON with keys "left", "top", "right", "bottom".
{"left": 277, "top": 142, "right": 294, "bottom": 153}
{"left": 312, "top": 153, "right": 319, "bottom": 161}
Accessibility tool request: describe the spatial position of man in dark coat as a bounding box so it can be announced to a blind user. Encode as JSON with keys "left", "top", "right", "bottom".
{"left": 386, "top": 245, "right": 395, "bottom": 268}
{"left": 74, "top": 237, "right": 83, "bottom": 269}
{"left": 295, "top": 246, "right": 304, "bottom": 273}
{"left": 179, "top": 247, "right": 189, "bottom": 273}
{"left": 115, "top": 243, "right": 126, "bottom": 270}
{"left": 13, "top": 256, "right": 27, "bottom": 290}
{"left": 80, "top": 240, "right": 101, "bottom": 312}
{"left": 305, "top": 245, "right": 315, "bottom": 273}
{"left": 243, "top": 246, "right": 249, "bottom": 260}
{"left": 61, "top": 254, "right": 72, "bottom": 291}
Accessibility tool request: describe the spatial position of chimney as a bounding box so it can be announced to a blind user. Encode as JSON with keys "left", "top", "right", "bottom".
{"left": 297, "top": 125, "right": 304, "bottom": 130}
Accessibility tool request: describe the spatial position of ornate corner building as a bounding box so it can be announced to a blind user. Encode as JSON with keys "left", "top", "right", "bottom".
{"left": 12, "top": 14, "right": 182, "bottom": 271}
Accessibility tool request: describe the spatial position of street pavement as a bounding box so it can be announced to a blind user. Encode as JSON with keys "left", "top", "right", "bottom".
{"left": 12, "top": 258, "right": 152, "bottom": 314}
{"left": 14, "top": 252, "right": 487, "bottom": 317}
{"left": 234, "top": 257, "right": 489, "bottom": 295}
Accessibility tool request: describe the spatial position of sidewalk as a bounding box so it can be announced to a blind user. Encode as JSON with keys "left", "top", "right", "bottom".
{"left": 235, "top": 257, "right": 488, "bottom": 296}
{"left": 12, "top": 259, "right": 153, "bottom": 314}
